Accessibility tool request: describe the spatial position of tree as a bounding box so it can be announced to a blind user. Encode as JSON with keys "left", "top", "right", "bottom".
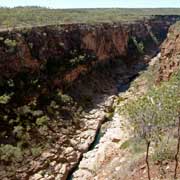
{"left": 125, "top": 96, "right": 160, "bottom": 180}
{"left": 174, "top": 115, "right": 180, "bottom": 179}
{"left": 122, "top": 70, "right": 180, "bottom": 179}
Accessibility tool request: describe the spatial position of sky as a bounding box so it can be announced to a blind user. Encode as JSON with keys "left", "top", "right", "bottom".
{"left": 0, "top": 0, "right": 180, "bottom": 9}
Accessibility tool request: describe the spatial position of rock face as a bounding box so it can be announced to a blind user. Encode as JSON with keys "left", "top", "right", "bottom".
{"left": 73, "top": 108, "right": 128, "bottom": 180}
{"left": 157, "top": 21, "right": 180, "bottom": 81}
{"left": 0, "top": 16, "right": 179, "bottom": 83}
{"left": 0, "top": 24, "right": 128, "bottom": 81}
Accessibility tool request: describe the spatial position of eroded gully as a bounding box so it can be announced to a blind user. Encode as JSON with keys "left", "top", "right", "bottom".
{"left": 27, "top": 51, "right": 159, "bottom": 180}
{"left": 67, "top": 53, "right": 160, "bottom": 180}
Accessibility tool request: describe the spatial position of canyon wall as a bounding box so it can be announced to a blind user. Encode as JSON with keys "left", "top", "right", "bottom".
{"left": 0, "top": 16, "right": 179, "bottom": 88}
{"left": 157, "top": 21, "right": 180, "bottom": 81}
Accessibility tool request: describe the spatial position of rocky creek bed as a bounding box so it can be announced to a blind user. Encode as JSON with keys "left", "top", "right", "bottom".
{"left": 21, "top": 58, "right": 145, "bottom": 180}
{"left": 24, "top": 94, "right": 115, "bottom": 180}
{"left": 69, "top": 53, "right": 161, "bottom": 180}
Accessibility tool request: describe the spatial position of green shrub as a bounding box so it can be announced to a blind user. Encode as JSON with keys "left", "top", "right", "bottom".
{"left": 152, "top": 136, "right": 176, "bottom": 163}
{"left": 120, "top": 70, "right": 180, "bottom": 172}
{"left": 0, "top": 144, "right": 23, "bottom": 162}
{"left": 0, "top": 94, "right": 12, "bottom": 104}
{"left": 57, "top": 91, "right": 73, "bottom": 104}
{"left": 131, "top": 36, "right": 144, "bottom": 54}
{"left": 120, "top": 137, "right": 146, "bottom": 154}
{"left": 13, "top": 125, "right": 24, "bottom": 138}
{"left": 69, "top": 54, "right": 86, "bottom": 66}
{"left": 122, "top": 70, "right": 180, "bottom": 136}
{"left": 31, "top": 146, "right": 42, "bottom": 157}
{"left": 120, "top": 138, "right": 134, "bottom": 149}
{"left": 36, "top": 115, "right": 49, "bottom": 126}
{"left": 4, "top": 38, "right": 17, "bottom": 47}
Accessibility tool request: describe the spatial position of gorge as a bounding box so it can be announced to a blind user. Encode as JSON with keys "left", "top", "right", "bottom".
{"left": 0, "top": 15, "right": 180, "bottom": 180}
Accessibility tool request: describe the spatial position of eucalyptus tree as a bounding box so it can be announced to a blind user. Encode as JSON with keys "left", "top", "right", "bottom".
{"left": 122, "top": 71, "right": 180, "bottom": 179}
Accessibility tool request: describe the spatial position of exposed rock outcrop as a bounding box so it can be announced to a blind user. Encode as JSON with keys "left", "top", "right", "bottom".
{"left": 157, "top": 21, "right": 180, "bottom": 81}
{"left": 0, "top": 15, "right": 179, "bottom": 83}
{"left": 27, "top": 95, "right": 112, "bottom": 180}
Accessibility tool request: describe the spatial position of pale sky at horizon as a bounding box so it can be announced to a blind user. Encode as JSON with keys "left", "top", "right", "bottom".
{"left": 0, "top": 0, "right": 180, "bottom": 9}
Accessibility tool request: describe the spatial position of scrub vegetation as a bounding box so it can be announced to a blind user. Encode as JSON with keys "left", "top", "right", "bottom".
{"left": 121, "top": 69, "right": 180, "bottom": 179}
{"left": 0, "top": 7, "right": 180, "bottom": 28}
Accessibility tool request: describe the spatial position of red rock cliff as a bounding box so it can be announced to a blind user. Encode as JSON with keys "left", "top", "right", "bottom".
{"left": 0, "top": 16, "right": 179, "bottom": 86}
{"left": 157, "top": 22, "right": 180, "bottom": 81}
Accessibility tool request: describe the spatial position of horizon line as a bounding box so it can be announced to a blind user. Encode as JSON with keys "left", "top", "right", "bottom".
{"left": 0, "top": 6, "right": 180, "bottom": 9}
